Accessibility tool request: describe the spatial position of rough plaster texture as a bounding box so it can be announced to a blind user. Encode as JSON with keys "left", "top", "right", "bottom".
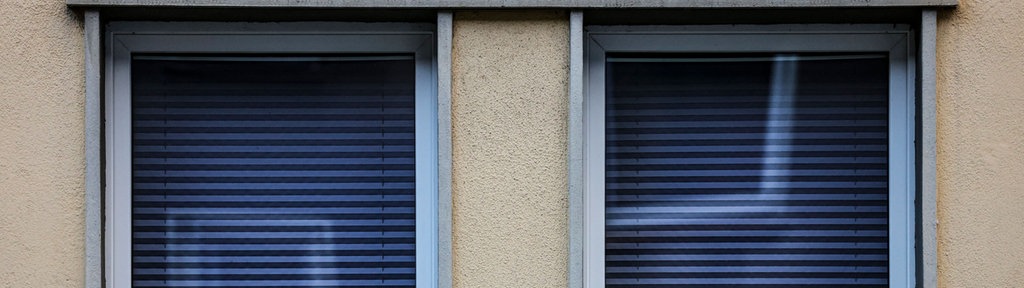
{"left": 936, "top": 1, "right": 1024, "bottom": 286}
{"left": 0, "top": 0, "right": 85, "bottom": 287}
{"left": 6, "top": 1, "right": 1024, "bottom": 287}
{"left": 450, "top": 11, "right": 569, "bottom": 288}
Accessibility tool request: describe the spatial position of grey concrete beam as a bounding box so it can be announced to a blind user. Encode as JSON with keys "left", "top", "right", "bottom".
{"left": 567, "top": 9, "right": 584, "bottom": 288}
{"left": 83, "top": 9, "right": 102, "bottom": 288}
{"left": 920, "top": 8, "right": 938, "bottom": 288}
{"left": 436, "top": 10, "right": 453, "bottom": 288}
{"left": 68, "top": 0, "right": 956, "bottom": 8}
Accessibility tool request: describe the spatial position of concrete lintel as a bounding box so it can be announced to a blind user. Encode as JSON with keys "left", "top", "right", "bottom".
{"left": 68, "top": 0, "right": 956, "bottom": 8}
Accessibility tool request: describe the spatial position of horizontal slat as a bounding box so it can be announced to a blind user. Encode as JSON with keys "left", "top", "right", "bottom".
{"left": 134, "top": 183, "right": 414, "bottom": 189}
{"left": 135, "top": 119, "right": 413, "bottom": 127}
{"left": 604, "top": 279, "right": 886, "bottom": 286}
{"left": 133, "top": 267, "right": 416, "bottom": 274}
{"left": 608, "top": 108, "right": 886, "bottom": 117}
{"left": 133, "top": 279, "right": 415, "bottom": 287}
{"left": 134, "top": 170, "right": 413, "bottom": 177}
{"left": 133, "top": 188, "right": 414, "bottom": 195}
{"left": 605, "top": 212, "right": 886, "bottom": 220}
{"left": 135, "top": 90, "right": 413, "bottom": 98}
{"left": 133, "top": 133, "right": 414, "bottom": 140}
{"left": 134, "top": 114, "right": 414, "bottom": 121}
{"left": 606, "top": 242, "right": 886, "bottom": 249}
{"left": 134, "top": 159, "right": 414, "bottom": 165}
{"left": 608, "top": 170, "right": 886, "bottom": 177}
{"left": 608, "top": 121, "right": 886, "bottom": 130}
{"left": 607, "top": 192, "right": 885, "bottom": 200}
{"left": 606, "top": 183, "right": 886, "bottom": 189}
{"left": 133, "top": 249, "right": 415, "bottom": 257}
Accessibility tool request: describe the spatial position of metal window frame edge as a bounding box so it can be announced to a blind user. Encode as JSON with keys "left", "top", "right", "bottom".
{"left": 571, "top": 23, "right": 922, "bottom": 288}
{"left": 94, "top": 20, "right": 447, "bottom": 288}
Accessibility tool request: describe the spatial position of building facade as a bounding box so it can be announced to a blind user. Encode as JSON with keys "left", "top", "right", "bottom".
{"left": 1, "top": 0, "right": 1022, "bottom": 287}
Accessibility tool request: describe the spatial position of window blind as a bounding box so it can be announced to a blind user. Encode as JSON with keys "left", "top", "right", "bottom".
{"left": 605, "top": 54, "right": 890, "bottom": 287}
{"left": 131, "top": 55, "right": 416, "bottom": 288}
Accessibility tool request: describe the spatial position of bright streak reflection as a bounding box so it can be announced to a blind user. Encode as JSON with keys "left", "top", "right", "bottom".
{"left": 759, "top": 54, "right": 800, "bottom": 198}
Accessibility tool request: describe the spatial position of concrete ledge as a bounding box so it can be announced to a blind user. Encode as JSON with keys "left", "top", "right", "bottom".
{"left": 68, "top": 0, "right": 956, "bottom": 8}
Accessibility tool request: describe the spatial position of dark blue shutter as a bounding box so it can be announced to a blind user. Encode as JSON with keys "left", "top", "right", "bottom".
{"left": 605, "top": 54, "right": 889, "bottom": 287}
{"left": 131, "top": 55, "right": 416, "bottom": 288}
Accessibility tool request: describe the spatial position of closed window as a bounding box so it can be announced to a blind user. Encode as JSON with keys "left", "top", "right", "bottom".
{"left": 106, "top": 23, "right": 439, "bottom": 288}
{"left": 583, "top": 26, "right": 916, "bottom": 287}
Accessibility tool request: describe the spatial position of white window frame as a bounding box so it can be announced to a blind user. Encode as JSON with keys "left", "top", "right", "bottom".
{"left": 104, "top": 22, "right": 440, "bottom": 288}
{"left": 582, "top": 25, "right": 917, "bottom": 287}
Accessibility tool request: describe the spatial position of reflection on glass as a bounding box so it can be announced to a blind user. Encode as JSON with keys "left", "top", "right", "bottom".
{"left": 605, "top": 53, "right": 890, "bottom": 287}
{"left": 131, "top": 55, "right": 417, "bottom": 287}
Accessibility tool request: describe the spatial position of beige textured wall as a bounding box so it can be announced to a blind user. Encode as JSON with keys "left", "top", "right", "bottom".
{"left": 0, "top": 0, "right": 85, "bottom": 287}
{"left": 936, "top": 1, "right": 1024, "bottom": 287}
{"left": 3, "top": 2, "right": 1024, "bottom": 288}
{"left": 450, "top": 11, "right": 569, "bottom": 288}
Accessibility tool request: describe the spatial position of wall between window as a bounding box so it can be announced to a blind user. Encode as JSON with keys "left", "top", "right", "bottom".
{"left": 0, "top": 1, "right": 86, "bottom": 287}
{"left": 451, "top": 10, "right": 569, "bottom": 288}
{"left": 5, "top": 2, "right": 1024, "bottom": 288}
{"left": 936, "top": 1, "right": 1024, "bottom": 286}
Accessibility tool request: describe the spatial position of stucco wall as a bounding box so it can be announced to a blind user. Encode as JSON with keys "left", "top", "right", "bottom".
{"left": 450, "top": 11, "right": 569, "bottom": 288}
{"left": 3, "top": 2, "right": 1024, "bottom": 288}
{"left": 936, "top": 1, "right": 1024, "bottom": 287}
{"left": 0, "top": 1, "right": 85, "bottom": 287}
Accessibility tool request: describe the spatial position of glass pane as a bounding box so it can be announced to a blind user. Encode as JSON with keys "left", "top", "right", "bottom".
{"left": 605, "top": 53, "right": 890, "bottom": 287}
{"left": 130, "top": 55, "right": 417, "bottom": 288}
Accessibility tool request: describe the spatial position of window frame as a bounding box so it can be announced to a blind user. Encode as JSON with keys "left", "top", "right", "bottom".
{"left": 104, "top": 22, "right": 441, "bottom": 288}
{"left": 581, "top": 25, "right": 917, "bottom": 287}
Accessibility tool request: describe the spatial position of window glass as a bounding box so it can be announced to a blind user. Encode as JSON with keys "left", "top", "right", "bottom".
{"left": 131, "top": 55, "right": 417, "bottom": 287}
{"left": 604, "top": 53, "right": 890, "bottom": 287}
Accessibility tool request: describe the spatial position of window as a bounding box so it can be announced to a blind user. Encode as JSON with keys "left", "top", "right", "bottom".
{"left": 583, "top": 26, "right": 916, "bottom": 287}
{"left": 106, "top": 23, "right": 439, "bottom": 288}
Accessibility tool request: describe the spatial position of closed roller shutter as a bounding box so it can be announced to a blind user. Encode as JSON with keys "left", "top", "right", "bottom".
{"left": 131, "top": 55, "right": 416, "bottom": 288}
{"left": 605, "top": 54, "right": 890, "bottom": 287}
